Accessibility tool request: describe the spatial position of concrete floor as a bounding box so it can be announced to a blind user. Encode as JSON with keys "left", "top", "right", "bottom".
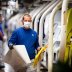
{"left": 0, "top": 63, "right": 15, "bottom": 72}
{"left": 0, "top": 62, "right": 72, "bottom": 72}
{"left": 41, "top": 62, "right": 72, "bottom": 72}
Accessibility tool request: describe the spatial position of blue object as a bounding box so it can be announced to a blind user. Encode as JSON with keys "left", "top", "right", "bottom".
{"left": 8, "top": 27, "right": 39, "bottom": 59}
{"left": 0, "top": 23, "right": 4, "bottom": 41}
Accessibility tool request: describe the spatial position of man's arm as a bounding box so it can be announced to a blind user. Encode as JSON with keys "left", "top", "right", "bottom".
{"left": 8, "top": 30, "right": 17, "bottom": 49}
{"left": 0, "top": 31, "right": 7, "bottom": 42}
{"left": 0, "top": 31, "right": 3, "bottom": 40}
{"left": 34, "top": 35, "right": 41, "bottom": 51}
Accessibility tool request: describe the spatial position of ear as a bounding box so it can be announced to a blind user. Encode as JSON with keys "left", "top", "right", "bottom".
{"left": 22, "top": 19, "right": 24, "bottom": 25}
{"left": 22, "top": 17, "right": 24, "bottom": 22}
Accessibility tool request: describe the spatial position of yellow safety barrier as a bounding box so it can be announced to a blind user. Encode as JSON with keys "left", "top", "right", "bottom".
{"left": 33, "top": 45, "right": 48, "bottom": 67}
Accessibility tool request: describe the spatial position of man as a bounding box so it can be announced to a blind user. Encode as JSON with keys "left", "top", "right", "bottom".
{"left": 8, "top": 13, "right": 40, "bottom": 60}
{"left": 0, "top": 14, "right": 5, "bottom": 68}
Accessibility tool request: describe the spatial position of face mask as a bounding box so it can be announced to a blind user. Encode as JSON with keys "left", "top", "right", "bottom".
{"left": 23, "top": 22, "right": 31, "bottom": 28}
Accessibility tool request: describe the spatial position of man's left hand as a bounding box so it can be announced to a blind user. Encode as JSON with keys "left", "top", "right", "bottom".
{"left": 37, "top": 47, "right": 41, "bottom": 52}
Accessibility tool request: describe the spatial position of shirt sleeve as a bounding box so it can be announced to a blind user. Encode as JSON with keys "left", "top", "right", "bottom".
{"left": 0, "top": 25, "right": 4, "bottom": 36}
{"left": 8, "top": 30, "right": 17, "bottom": 46}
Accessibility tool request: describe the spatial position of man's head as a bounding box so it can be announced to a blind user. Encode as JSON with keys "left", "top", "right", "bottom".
{"left": 22, "top": 13, "right": 32, "bottom": 29}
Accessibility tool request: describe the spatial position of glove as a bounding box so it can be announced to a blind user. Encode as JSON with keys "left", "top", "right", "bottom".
{"left": 9, "top": 43, "right": 14, "bottom": 50}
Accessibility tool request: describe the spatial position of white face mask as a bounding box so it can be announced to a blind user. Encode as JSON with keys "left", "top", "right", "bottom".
{"left": 23, "top": 22, "right": 31, "bottom": 28}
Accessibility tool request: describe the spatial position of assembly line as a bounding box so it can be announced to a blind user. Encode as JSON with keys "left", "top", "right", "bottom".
{"left": 0, "top": 0, "right": 72, "bottom": 72}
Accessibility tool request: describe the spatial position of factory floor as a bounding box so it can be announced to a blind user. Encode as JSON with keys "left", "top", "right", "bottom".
{"left": 41, "top": 61, "right": 72, "bottom": 72}
{"left": 0, "top": 61, "right": 72, "bottom": 72}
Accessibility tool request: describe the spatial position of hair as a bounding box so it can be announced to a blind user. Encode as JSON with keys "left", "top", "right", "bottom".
{"left": 22, "top": 13, "right": 31, "bottom": 20}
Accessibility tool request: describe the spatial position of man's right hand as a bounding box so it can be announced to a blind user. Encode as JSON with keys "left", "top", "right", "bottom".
{"left": 9, "top": 43, "right": 14, "bottom": 50}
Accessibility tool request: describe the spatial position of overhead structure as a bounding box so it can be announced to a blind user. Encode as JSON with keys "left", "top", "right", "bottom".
{"left": 30, "top": 3, "right": 48, "bottom": 28}
{"left": 34, "top": 0, "right": 56, "bottom": 32}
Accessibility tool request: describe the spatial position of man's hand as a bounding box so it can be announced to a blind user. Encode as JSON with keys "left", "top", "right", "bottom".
{"left": 9, "top": 43, "right": 14, "bottom": 50}
{"left": 3, "top": 35, "right": 7, "bottom": 42}
{"left": 37, "top": 47, "right": 41, "bottom": 52}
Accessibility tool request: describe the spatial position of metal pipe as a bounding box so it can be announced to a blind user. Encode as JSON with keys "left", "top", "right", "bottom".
{"left": 59, "top": 0, "right": 69, "bottom": 62}
{"left": 48, "top": 1, "right": 62, "bottom": 72}
{"left": 29, "top": 7, "right": 38, "bottom": 16}
{"left": 37, "top": 1, "right": 60, "bottom": 72}
{"left": 36, "top": 1, "right": 58, "bottom": 72}
{"left": 36, "top": 2, "right": 57, "bottom": 72}
{"left": 34, "top": 0, "right": 56, "bottom": 32}
{"left": 30, "top": 3, "right": 49, "bottom": 72}
{"left": 39, "top": 0, "right": 60, "bottom": 46}
{"left": 31, "top": 3, "right": 48, "bottom": 29}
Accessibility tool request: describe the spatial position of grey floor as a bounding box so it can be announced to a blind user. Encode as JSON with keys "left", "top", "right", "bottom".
{"left": 0, "top": 62, "right": 72, "bottom": 72}
{"left": 0, "top": 63, "right": 15, "bottom": 72}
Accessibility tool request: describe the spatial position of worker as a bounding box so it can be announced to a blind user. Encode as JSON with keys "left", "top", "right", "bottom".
{"left": 8, "top": 13, "right": 41, "bottom": 72}
{"left": 0, "top": 14, "right": 5, "bottom": 69}
{"left": 8, "top": 13, "right": 40, "bottom": 60}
